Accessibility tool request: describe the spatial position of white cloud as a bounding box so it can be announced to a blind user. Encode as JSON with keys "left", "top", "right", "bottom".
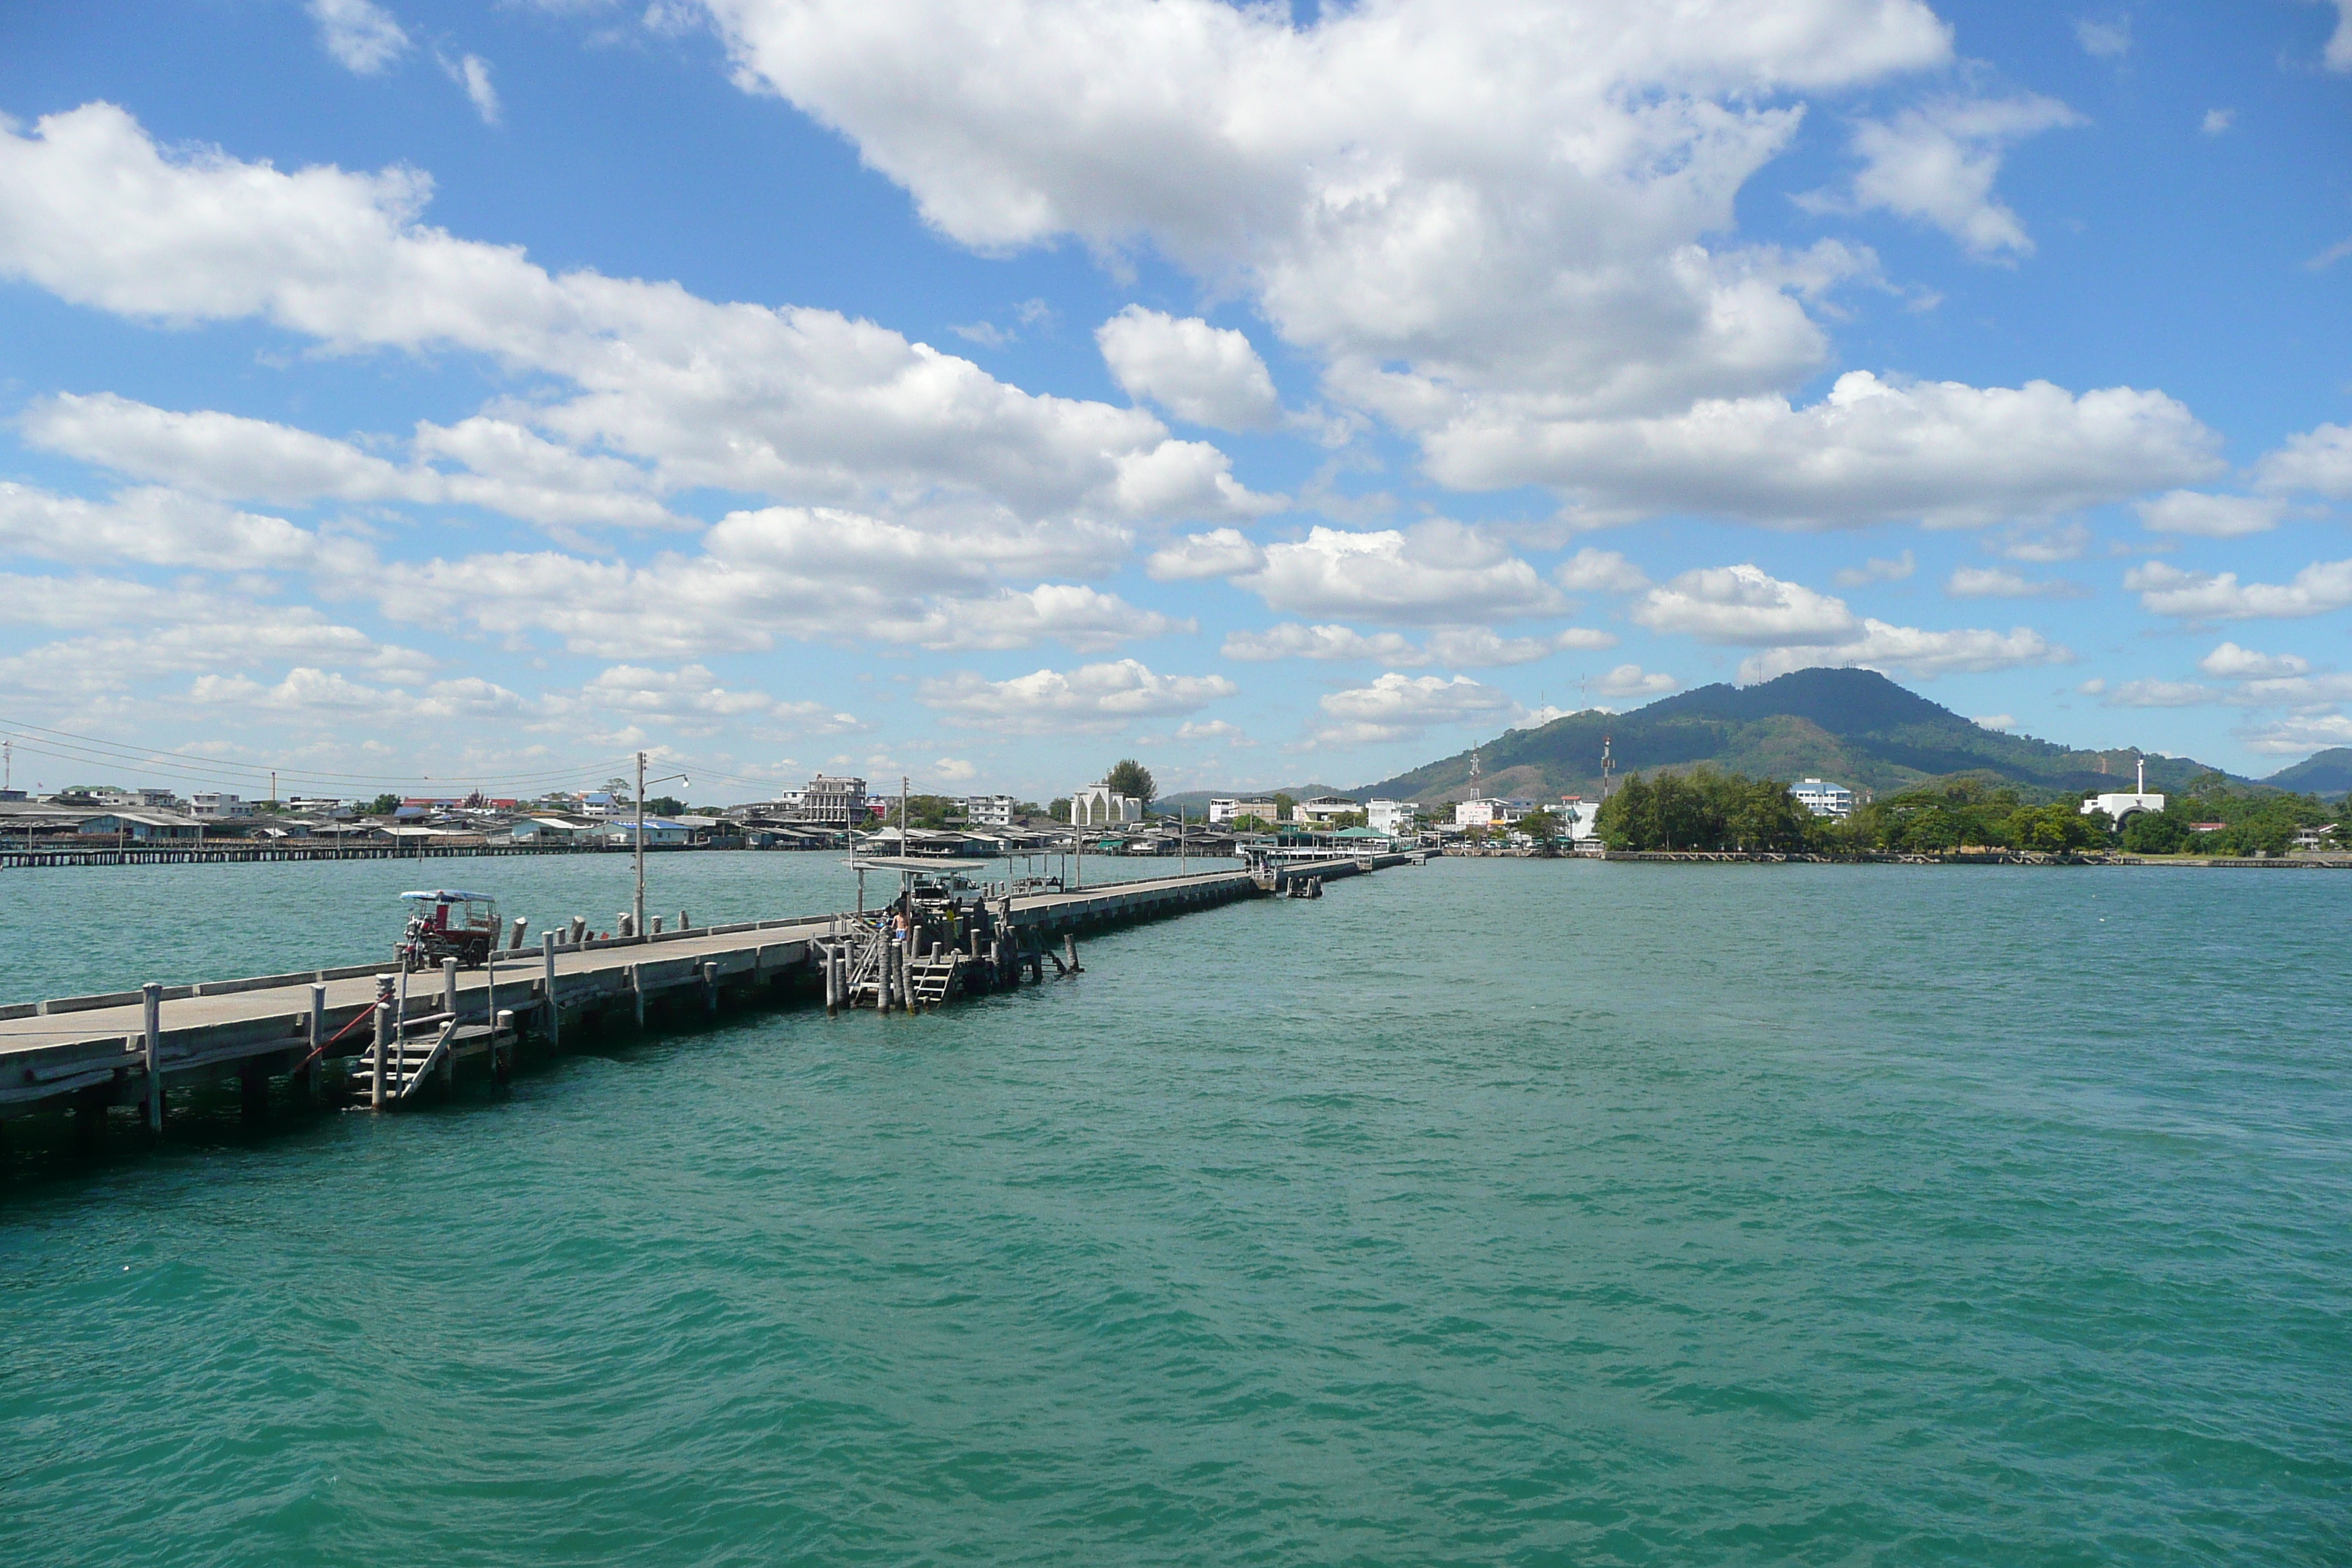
{"left": 2199, "top": 641, "right": 2311, "bottom": 679}
{"left": 1097, "top": 306, "right": 1281, "bottom": 431}
{"left": 1945, "top": 565, "right": 2082, "bottom": 598}
{"left": 2254, "top": 422, "right": 2352, "bottom": 497}
{"left": 697, "top": 0, "right": 1954, "bottom": 425}
{"left": 2329, "top": 0, "right": 2352, "bottom": 72}
{"left": 1831, "top": 94, "right": 2083, "bottom": 257}
{"left": 442, "top": 53, "right": 502, "bottom": 126}
{"left": 1147, "top": 527, "right": 1265, "bottom": 581}
{"left": 2103, "top": 679, "right": 2220, "bottom": 709}
{"left": 1175, "top": 720, "right": 1244, "bottom": 745}
{"left": 309, "top": 0, "right": 410, "bottom": 75}
{"left": 931, "top": 757, "right": 976, "bottom": 782}
{"left": 2127, "top": 558, "right": 2352, "bottom": 621}
{"left": 1219, "top": 622, "right": 1609, "bottom": 666}
{"left": 1973, "top": 712, "right": 2015, "bottom": 730}
{"left": 2201, "top": 108, "right": 2234, "bottom": 136}
{"left": 0, "top": 103, "right": 1268, "bottom": 529}
{"left": 2074, "top": 17, "right": 2130, "bottom": 59}
{"left": 1598, "top": 663, "right": 1678, "bottom": 698}
{"left": 2136, "top": 490, "right": 2284, "bottom": 538}
{"left": 1833, "top": 549, "right": 1915, "bottom": 586}
{"left": 0, "top": 480, "right": 325, "bottom": 570}
{"left": 1632, "top": 563, "right": 1858, "bottom": 645}
{"left": 1740, "top": 622, "right": 2068, "bottom": 682}
{"left": 1555, "top": 547, "right": 1651, "bottom": 594}
{"left": 1234, "top": 523, "right": 1558, "bottom": 624}
{"left": 2076, "top": 676, "right": 2106, "bottom": 696}
{"left": 1310, "top": 671, "right": 1518, "bottom": 746}
{"left": 2241, "top": 712, "right": 2352, "bottom": 755}
{"left": 1423, "top": 372, "right": 2219, "bottom": 527}
{"left": 917, "top": 660, "right": 1237, "bottom": 734}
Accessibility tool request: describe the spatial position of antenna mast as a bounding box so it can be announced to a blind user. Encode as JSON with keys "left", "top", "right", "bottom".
{"left": 1600, "top": 734, "right": 1614, "bottom": 802}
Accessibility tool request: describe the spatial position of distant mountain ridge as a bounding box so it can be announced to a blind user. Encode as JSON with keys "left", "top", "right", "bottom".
{"left": 2261, "top": 747, "right": 2352, "bottom": 795}
{"left": 1351, "top": 668, "right": 2266, "bottom": 805}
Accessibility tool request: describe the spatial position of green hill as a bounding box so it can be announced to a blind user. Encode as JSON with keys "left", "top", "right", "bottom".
{"left": 1357, "top": 668, "right": 2237, "bottom": 804}
{"left": 2261, "top": 747, "right": 2352, "bottom": 796}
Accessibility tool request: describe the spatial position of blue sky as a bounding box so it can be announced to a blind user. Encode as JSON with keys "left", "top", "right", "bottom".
{"left": 1, "top": 0, "right": 2348, "bottom": 804}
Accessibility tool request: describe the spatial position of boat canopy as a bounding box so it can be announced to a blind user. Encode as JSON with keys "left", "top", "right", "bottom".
{"left": 399, "top": 889, "right": 497, "bottom": 902}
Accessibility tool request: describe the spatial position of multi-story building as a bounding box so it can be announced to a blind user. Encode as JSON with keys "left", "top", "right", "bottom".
{"left": 1792, "top": 779, "right": 1857, "bottom": 820}
{"left": 1295, "top": 794, "right": 1362, "bottom": 826}
{"left": 1365, "top": 799, "right": 1418, "bottom": 834}
{"left": 1557, "top": 796, "right": 1602, "bottom": 840}
{"left": 1453, "top": 797, "right": 1533, "bottom": 828}
{"left": 94, "top": 787, "right": 179, "bottom": 810}
{"left": 188, "top": 791, "right": 245, "bottom": 818}
{"left": 1208, "top": 797, "right": 1281, "bottom": 826}
{"left": 963, "top": 794, "right": 1017, "bottom": 828}
{"left": 794, "top": 774, "right": 869, "bottom": 826}
{"left": 1071, "top": 785, "right": 1142, "bottom": 826}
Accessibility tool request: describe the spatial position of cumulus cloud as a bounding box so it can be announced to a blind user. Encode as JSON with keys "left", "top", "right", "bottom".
{"left": 2103, "top": 679, "right": 2219, "bottom": 709}
{"left": 1598, "top": 663, "right": 1678, "bottom": 698}
{"left": 310, "top": 0, "right": 410, "bottom": 75}
{"left": 0, "top": 103, "right": 1267, "bottom": 528}
{"left": 2200, "top": 641, "right": 2311, "bottom": 679}
{"left": 1555, "top": 547, "right": 1651, "bottom": 594}
{"left": 1828, "top": 94, "right": 2083, "bottom": 257}
{"left": 0, "top": 480, "right": 326, "bottom": 570}
{"left": 1423, "top": 372, "right": 2219, "bottom": 526}
{"left": 1232, "top": 523, "right": 1559, "bottom": 624}
{"left": 931, "top": 757, "right": 976, "bottom": 781}
{"left": 1097, "top": 306, "right": 1282, "bottom": 431}
{"left": 2254, "top": 422, "right": 2352, "bottom": 497}
{"left": 2074, "top": 17, "right": 2130, "bottom": 59}
{"left": 2136, "top": 490, "right": 2284, "bottom": 538}
{"left": 1632, "top": 563, "right": 1858, "bottom": 645}
{"left": 2127, "top": 558, "right": 2352, "bottom": 621}
{"left": 917, "top": 660, "right": 1237, "bottom": 733}
{"left": 696, "top": 0, "right": 1955, "bottom": 425}
{"left": 2201, "top": 108, "right": 2234, "bottom": 136}
{"left": 1945, "top": 565, "right": 2083, "bottom": 598}
{"left": 2329, "top": 1, "right": 2352, "bottom": 72}
{"left": 441, "top": 53, "right": 502, "bottom": 125}
{"left": 1220, "top": 622, "right": 1609, "bottom": 666}
{"left": 1309, "top": 671, "right": 1518, "bottom": 746}
{"left": 1833, "top": 549, "right": 1914, "bottom": 586}
{"left": 1147, "top": 527, "right": 1265, "bottom": 581}
{"left": 1740, "top": 622, "right": 2068, "bottom": 683}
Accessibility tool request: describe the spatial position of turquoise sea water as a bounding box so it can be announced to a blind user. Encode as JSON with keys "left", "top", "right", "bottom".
{"left": 2, "top": 857, "right": 2348, "bottom": 1564}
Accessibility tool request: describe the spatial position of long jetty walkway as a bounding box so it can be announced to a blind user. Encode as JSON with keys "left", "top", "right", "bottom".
{"left": 0, "top": 856, "right": 1408, "bottom": 1132}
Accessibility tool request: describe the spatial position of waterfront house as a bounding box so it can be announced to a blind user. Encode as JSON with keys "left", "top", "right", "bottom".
{"left": 1453, "top": 797, "right": 1534, "bottom": 828}
{"left": 75, "top": 811, "right": 203, "bottom": 843}
{"left": 1792, "top": 779, "right": 1855, "bottom": 819}
{"left": 1365, "top": 799, "right": 1417, "bottom": 834}
{"left": 1295, "top": 795, "right": 1362, "bottom": 826}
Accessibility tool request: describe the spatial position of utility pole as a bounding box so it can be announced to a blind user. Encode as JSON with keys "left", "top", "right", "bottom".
{"left": 633, "top": 750, "right": 646, "bottom": 938}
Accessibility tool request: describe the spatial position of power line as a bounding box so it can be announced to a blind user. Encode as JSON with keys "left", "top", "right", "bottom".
{"left": 0, "top": 717, "right": 632, "bottom": 794}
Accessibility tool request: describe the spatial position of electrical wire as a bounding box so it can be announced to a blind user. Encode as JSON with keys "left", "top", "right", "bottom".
{"left": 0, "top": 716, "right": 634, "bottom": 796}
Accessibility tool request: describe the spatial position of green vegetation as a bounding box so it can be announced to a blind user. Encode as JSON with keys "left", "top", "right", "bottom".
{"left": 1517, "top": 807, "right": 1558, "bottom": 843}
{"left": 644, "top": 795, "right": 686, "bottom": 817}
{"left": 1104, "top": 758, "right": 1156, "bottom": 805}
{"left": 365, "top": 793, "right": 402, "bottom": 815}
{"left": 1836, "top": 780, "right": 2105, "bottom": 854}
{"left": 878, "top": 794, "right": 962, "bottom": 829}
{"left": 1230, "top": 814, "right": 1275, "bottom": 832}
{"left": 2114, "top": 774, "right": 2337, "bottom": 857}
{"left": 1596, "top": 769, "right": 1812, "bottom": 852}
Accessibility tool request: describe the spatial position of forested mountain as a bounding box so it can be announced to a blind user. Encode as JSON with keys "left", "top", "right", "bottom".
{"left": 2261, "top": 747, "right": 2352, "bottom": 795}
{"left": 1354, "top": 668, "right": 2241, "bottom": 804}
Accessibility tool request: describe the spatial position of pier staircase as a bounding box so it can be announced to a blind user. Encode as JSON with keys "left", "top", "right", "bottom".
{"left": 349, "top": 1017, "right": 458, "bottom": 1103}
{"left": 907, "top": 955, "right": 963, "bottom": 1006}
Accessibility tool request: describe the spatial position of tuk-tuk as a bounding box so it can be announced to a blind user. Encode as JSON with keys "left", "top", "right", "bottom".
{"left": 397, "top": 890, "right": 500, "bottom": 972}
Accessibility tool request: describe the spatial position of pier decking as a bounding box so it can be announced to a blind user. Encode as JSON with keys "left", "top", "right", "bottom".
{"left": 0, "top": 859, "right": 1406, "bottom": 1128}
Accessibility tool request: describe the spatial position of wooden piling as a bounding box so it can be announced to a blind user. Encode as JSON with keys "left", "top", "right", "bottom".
{"left": 371, "top": 1000, "right": 390, "bottom": 1109}
{"left": 141, "top": 981, "right": 162, "bottom": 1132}
{"left": 541, "top": 931, "right": 560, "bottom": 1049}
{"left": 442, "top": 957, "right": 459, "bottom": 1021}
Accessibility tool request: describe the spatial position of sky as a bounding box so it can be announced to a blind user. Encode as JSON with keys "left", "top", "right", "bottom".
{"left": 0, "top": 0, "right": 2348, "bottom": 805}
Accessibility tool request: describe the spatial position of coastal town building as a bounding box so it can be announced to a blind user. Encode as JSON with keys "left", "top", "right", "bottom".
{"left": 794, "top": 774, "right": 869, "bottom": 827}
{"left": 2081, "top": 758, "right": 2163, "bottom": 823}
{"left": 188, "top": 792, "right": 245, "bottom": 818}
{"left": 1208, "top": 797, "right": 1279, "bottom": 826}
{"left": 1454, "top": 797, "right": 1534, "bottom": 828}
{"left": 963, "top": 794, "right": 1017, "bottom": 828}
{"left": 1557, "top": 796, "right": 1601, "bottom": 841}
{"left": 1071, "top": 785, "right": 1142, "bottom": 826}
{"left": 1792, "top": 779, "right": 1855, "bottom": 819}
{"left": 1365, "top": 799, "right": 1417, "bottom": 834}
{"left": 1294, "top": 795, "right": 1362, "bottom": 826}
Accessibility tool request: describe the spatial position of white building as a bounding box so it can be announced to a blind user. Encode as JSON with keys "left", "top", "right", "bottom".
{"left": 1792, "top": 779, "right": 1855, "bottom": 819}
{"left": 1071, "top": 785, "right": 1142, "bottom": 826}
{"left": 963, "top": 794, "right": 1017, "bottom": 828}
{"left": 94, "top": 787, "right": 178, "bottom": 810}
{"left": 2081, "top": 758, "right": 2163, "bottom": 823}
{"left": 1295, "top": 794, "right": 1362, "bottom": 826}
{"left": 1557, "top": 796, "right": 1602, "bottom": 841}
{"left": 1209, "top": 797, "right": 1280, "bottom": 826}
{"left": 1454, "top": 797, "right": 1534, "bottom": 829}
{"left": 188, "top": 791, "right": 245, "bottom": 818}
{"left": 1365, "top": 799, "right": 1418, "bottom": 834}
{"left": 794, "top": 774, "right": 868, "bottom": 826}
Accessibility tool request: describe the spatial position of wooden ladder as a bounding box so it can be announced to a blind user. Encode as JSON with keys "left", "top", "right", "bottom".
{"left": 351, "top": 1017, "right": 459, "bottom": 1103}
{"left": 907, "top": 956, "right": 962, "bottom": 1006}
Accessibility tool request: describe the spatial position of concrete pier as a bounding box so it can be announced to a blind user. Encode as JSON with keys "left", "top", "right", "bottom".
{"left": 0, "top": 862, "right": 1398, "bottom": 1123}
